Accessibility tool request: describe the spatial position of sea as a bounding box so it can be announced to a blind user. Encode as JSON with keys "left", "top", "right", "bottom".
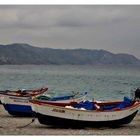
{"left": 0, "top": 65, "right": 140, "bottom": 101}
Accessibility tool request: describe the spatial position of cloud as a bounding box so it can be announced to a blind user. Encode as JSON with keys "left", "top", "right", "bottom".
{"left": 0, "top": 5, "right": 140, "bottom": 58}
{"left": 0, "top": 6, "right": 137, "bottom": 28}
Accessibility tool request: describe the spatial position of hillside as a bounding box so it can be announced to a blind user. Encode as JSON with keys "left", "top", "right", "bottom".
{"left": 0, "top": 43, "right": 140, "bottom": 65}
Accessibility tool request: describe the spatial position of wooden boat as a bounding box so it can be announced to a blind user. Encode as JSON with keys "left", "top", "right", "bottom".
{"left": 34, "top": 91, "right": 87, "bottom": 103}
{"left": 0, "top": 88, "right": 48, "bottom": 104}
{"left": 30, "top": 96, "right": 140, "bottom": 127}
{"left": 1, "top": 90, "right": 87, "bottom": 116}
{"left": 0, "top": 87, "right": 48, "bottom": 116}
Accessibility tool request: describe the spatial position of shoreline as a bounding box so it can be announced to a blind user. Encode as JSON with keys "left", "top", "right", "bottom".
{"left": 0, "top": 105, "right": 140, "bottom": 135}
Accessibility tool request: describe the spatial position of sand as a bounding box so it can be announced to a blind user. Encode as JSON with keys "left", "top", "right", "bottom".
{"left": 0, "top": 104, "right": 140, "bottom": 135}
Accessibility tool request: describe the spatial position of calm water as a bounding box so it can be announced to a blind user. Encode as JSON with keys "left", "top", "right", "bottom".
{"left": 0, "top": 65, "right": 140, "bottom": 101}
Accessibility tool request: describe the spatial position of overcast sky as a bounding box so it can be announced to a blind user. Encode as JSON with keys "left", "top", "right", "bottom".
{"left": 0, "top": 5, "right": 140, "bottom": 58}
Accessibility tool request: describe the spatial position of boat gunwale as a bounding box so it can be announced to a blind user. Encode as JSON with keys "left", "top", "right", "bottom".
{"left": 31, "top": 100, "right": 140, "bottom": 113}
{"left": 0, "top": 87, "right": 48, "bottom": 97}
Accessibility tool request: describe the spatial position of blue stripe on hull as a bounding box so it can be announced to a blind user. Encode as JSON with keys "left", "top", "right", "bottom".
{"left": 3, "top": 104, "right": 33, "bottom": 115}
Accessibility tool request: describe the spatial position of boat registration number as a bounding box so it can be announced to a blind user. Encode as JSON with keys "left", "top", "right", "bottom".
{"left": 13, "top": 99, "right": 29, "bottom": 103}
{"left": 52, "top": 108, "right": 65, "bottom": 113}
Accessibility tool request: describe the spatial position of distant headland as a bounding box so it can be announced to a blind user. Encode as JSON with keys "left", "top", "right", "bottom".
{"left": 0, "top": 43, "right": 140, "bottom": 65}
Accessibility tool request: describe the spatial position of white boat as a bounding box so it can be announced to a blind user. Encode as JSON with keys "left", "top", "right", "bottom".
{"left": 31, "top": 96, "right": 140, "bottom": 127}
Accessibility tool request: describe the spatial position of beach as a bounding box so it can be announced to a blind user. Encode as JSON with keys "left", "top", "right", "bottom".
{"left": 0, "top": 105, "right": 140, "bottom": 135}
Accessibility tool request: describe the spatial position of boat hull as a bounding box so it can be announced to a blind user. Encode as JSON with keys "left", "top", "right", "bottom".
{"left": 35, "top": 92, "right": 87, "bottom": 104}
{"left": 36, "top": 110, "right": 138, "bottom": 127}
{"left": 3, "top": 104, "right": 33, "bottom": 116}
{"left": 1, "top": 96, "right": 33, "bottom": 116}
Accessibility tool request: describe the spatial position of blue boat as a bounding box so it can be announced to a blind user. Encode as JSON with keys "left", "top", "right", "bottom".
{"left": 0, "top": 87, "right": 48, "bottom": 116}
{"left": 1, "top": 90, "right": 87, "bottom": 116}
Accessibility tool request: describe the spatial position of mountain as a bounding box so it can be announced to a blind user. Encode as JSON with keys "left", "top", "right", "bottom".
{"left": 0, "top": 43, "right": 140, "bottom": 65}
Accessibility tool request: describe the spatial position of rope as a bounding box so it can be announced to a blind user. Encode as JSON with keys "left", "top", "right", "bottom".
{"left": 0, "top": 117, "right": 36, "bottom": 129}
{"left": 16, "top": 117, "right": 36, "bottom": 129}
